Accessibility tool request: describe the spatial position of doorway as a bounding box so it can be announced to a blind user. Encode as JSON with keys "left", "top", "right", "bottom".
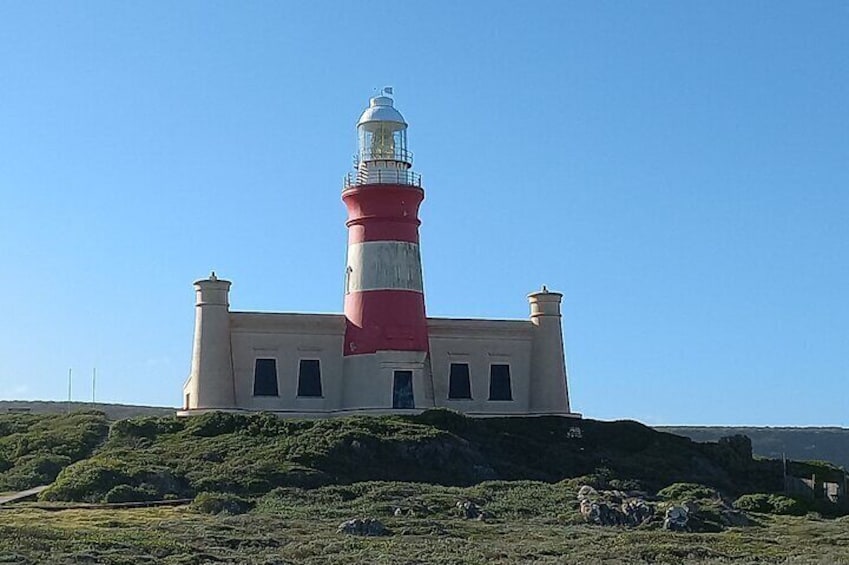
{"left": 392, "top": 370, "right": 414, "bottom": 409}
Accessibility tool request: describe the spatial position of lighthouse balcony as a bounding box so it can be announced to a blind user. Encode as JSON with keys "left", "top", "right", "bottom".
{"left": 344, "top": 168, "right": 422, "bottom": 189}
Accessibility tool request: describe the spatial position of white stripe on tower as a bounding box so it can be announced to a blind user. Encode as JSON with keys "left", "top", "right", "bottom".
{"left": 346, "top": 241, "right": 424, "bottom": 293}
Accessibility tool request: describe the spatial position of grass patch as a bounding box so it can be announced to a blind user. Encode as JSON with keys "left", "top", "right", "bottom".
{"left": 2, "top": 501, "right": 849, "bottom": 564}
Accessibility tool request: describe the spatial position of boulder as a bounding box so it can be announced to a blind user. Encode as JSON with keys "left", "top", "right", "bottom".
{"left": 578, "top": 485, "right": 653, "bottom": 527}
{"left": 621, "top": 498, "right": 653, "bottom": 526}
{"left": 456, "top": 500, "right": 480, "bottom": 519}
{"left": 577, "top": 485, "right": 598, "bottom": 501}
{"left": 663, "top": 505, "right": 689, "bottom": 531}
{"left": 337, "top": 518, "right": 390, "bottom": 536}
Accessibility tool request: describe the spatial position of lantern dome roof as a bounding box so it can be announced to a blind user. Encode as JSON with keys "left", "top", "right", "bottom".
{"left": 357, "top": 96, "right": 407, "bottom": 127}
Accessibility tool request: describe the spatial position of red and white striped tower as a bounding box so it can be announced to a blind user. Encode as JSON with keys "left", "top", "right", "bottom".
{"left": 341, "top": 92, "right": 430, "bottom": 409}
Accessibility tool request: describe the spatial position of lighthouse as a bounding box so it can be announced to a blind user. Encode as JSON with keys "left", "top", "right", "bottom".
{"left": 181, "top": 91, "right": 577, "bottom": 418}
{"left": 341, "top": 92, "right": 431, "bottom": 410}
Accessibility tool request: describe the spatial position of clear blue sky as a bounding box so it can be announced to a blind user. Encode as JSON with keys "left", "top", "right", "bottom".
{"left": 1, "top": 2, "right": 846, "bottom": 425}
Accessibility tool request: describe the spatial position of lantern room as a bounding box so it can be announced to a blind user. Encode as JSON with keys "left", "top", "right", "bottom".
{"left": 357, "top": 94, "right": 411, "bottom": 166}
{"left": 346, "top": 91, "right": 421, "bottom": 188}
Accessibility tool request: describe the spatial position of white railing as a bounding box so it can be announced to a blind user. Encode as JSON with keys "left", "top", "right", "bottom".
{"left": 343, "top": 169, "right": 422, "bottom": 189}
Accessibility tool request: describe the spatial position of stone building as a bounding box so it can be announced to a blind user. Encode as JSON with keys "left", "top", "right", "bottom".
{"left": 180, "top": 92, "right": 578, "bottom": 418}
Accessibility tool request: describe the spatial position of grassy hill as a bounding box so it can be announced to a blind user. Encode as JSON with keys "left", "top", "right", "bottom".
{"left": 5, "top": 401, "right": 848, "bottom": 472}
{"left": 0, "top": 409, "right": 795, "bottom": 503}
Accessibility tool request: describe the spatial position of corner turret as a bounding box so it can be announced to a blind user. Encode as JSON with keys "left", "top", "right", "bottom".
{"left": 527, "top": 286, "right": 572, "bottom": 414}
{"left": 183, "top": 272, "right": 235, "bottom": 410}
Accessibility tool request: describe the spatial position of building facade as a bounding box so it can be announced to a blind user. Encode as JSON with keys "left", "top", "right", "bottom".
{"left": 180, "top": 93, "right": 577, "bottom": 418}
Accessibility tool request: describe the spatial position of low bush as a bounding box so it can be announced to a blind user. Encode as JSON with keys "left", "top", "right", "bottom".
{"left": 0, "top": 412, "right": 109, "bottom": 491}
{"left": 191, "top": 492, "right": 253, "bottom": 515}
{"left": 658, "top": 482, "right": 718, "bottom": 501}
{"left": 108, "top": 417, "right": 184, "bottom": 444}
{"left": 1, "top": 454, "right": 72, "bottom": 490}
{"left": 103, "top": 484, "right": 158, "bottom": 503}
{"left": 40, "top": 457, "right": 189, "bottom": 503}
{"left": 734, "top": 493, "right": 807, "bottom": 516}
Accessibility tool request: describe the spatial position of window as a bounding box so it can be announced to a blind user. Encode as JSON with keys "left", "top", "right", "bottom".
{"left": 392, "top": 370, "right": 415, "bottom": 409}
{"left": 448, "top": 363, "right": 472, "bottom": 399}
{"left": 298, "top": 359, "right": 323, "bottom": 397}
{"left": 253, "top": 358, "right": 279, "bottom": 396}
{"left": 488, "top": 364, "right": 512, "bottom": 401}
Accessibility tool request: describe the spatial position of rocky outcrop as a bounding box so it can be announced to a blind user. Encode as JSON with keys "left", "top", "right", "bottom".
{"left": 337, "top": 518, "right": 390, "bottom": 536}
{"left": 577, "top": 485, "right": 654, "bottom": 527}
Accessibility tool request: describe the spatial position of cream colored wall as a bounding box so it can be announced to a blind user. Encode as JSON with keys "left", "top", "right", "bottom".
{"left": 342, "top": 350, "right": 430, "bottom": 410}
{"left": 186, "top": 308, "right": 573, "bottom": 417}
{"left": 427, "top": 317, "right": 536, "bottom": 415}
{"left": 229, "top": 312, "right": 345, "bottom": 414}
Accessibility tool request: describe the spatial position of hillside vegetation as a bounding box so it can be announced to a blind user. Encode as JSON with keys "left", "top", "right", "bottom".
{"left": 22, "top": 410, "right": 789, "bottom": 503}
{"left": 5, "top": 401, "right": 848, "bottom": 473}
{"left": 0, "top": 411, "right": 108, "bottom": 491}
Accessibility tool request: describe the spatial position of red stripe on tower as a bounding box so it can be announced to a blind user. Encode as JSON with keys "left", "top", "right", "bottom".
{"left": 342, "top": 94, "right": 428, "bottom": 356}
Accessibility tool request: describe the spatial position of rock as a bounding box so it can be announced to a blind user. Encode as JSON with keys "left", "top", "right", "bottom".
{"left": 663, "top": 505, "right": 689, "bottom": 531}
{"left": 456, "top": 500, "right": 482, "bottom": 519}
{"left": 579, "top": 487, "right": 653, "bottom": 527}
{"left": 720, "top": 509, "right": 751, "bottom": 527}
{"left": 393, "top": 507, "right": 403, "bottom": 517}
{"left": 580, "top": 499, "right": 621, "bottom": 526}
{"left": 683, "top": 501, "right": 700, "bottom": 515}
{"left": 577, "top": 485, "right": 598, "bottom": 501}
{"left": 621, "top": 498, "right": 653, "bottom": 526}
{"left": 337, "top": 518, "right": 390, "bottom": 536}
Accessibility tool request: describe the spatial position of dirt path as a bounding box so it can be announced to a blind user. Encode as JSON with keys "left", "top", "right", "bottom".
{"left": 0, "top": 485, "right": 50, "bottom": 505}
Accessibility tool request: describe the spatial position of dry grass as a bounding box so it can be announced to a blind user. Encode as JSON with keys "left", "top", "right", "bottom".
{"left": 2, "top": 500, "right": 849, "bottom": 564}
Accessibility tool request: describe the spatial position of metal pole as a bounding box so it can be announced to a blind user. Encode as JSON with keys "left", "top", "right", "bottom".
{"left": 782, "top": 452, "right": 787, "bottom": 494}
{"left": 67, "top": 368, "right": 72, "bottom": 414}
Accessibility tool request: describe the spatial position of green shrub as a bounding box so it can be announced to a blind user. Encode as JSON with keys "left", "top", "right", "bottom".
{"left": 39, "top": 457, "right": 189, "bottom": 503}
{"left": 185, "top": 412, "right": 243, "bottom": 437}
{"left": 108, "top": 418, "right": 183, "bottom": 444}
{"left": 411, "top": 409, "right": 472, "bottom": 434}
{"left": 191, "top": 492, "right": 252, "bottom": 515}
{"left": 103, "top": 484, "right": 158, "bottom": 503}
{"left": 2, "top": 454, "right": 72, "bottom": 490}
{"left": 734, "top": 493, "right": 772, "bottom": 513}
{"left": 0, "top": 412, "right": 109, "bottom": 491}
{"left": 658, "top": 483, "right": 718, "bottom": 501}
{"left": 39, "top": 458, "right": 132, "bottom": 502}
{"left": 769, "top": 495, "right": 806, "bottom": 516}
{"left": 734, "top": 493, "right": 807, "bottom": 516}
